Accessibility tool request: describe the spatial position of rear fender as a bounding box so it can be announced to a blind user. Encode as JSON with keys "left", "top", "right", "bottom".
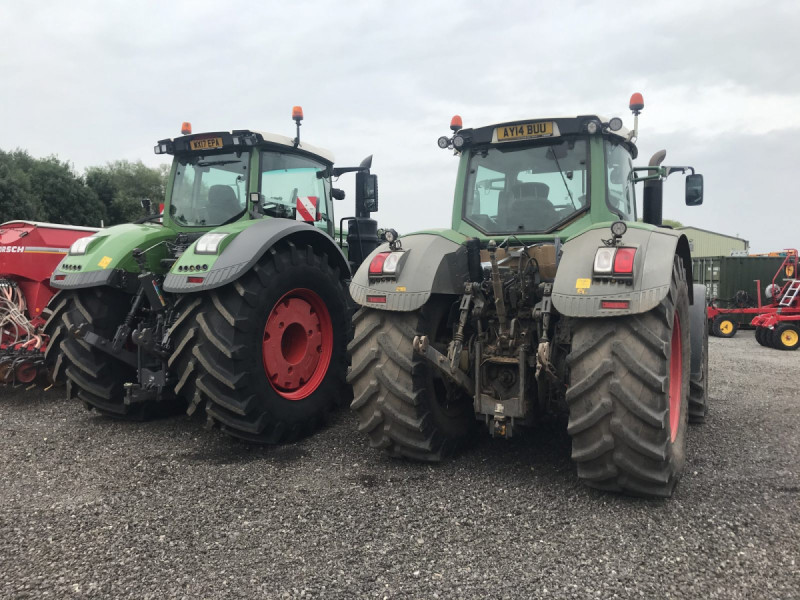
{"left": 162, "top": 219, "right": 349, "bottom": 293}
{"left": 50, "top": 224, "right": 175, "bottom": 291}
{"left": 349, "top": 233, "right": 468, "bottom": 311}
{"left": 552, "top": 226, "right": 694, "bottom": 317}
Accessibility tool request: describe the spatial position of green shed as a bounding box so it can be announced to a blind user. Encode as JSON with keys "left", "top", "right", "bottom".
{"left": 677, "top": 226, "right": 749, "bottom": 258}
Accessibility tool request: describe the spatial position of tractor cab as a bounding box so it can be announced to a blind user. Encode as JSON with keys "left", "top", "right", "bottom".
{"left": 438, "top": 95, "right": 702, "bottom": 240}
{"left": 155, "top": 116, "right": 339, "bottom": 237}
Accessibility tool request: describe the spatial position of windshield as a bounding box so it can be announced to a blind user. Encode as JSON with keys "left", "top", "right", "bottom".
{"left": 260, "top": 153, "right": 329, "bottom": 225}
{"left": 170, "top": 151, "right": 248, "bottom": 227}
{"left": 463, "top": 138, "right": 589, "bottom": 234}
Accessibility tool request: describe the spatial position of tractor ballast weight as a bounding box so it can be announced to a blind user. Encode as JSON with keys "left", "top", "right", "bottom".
{"left": 348, "top": 95, "right": 708, "bottom": 497}
{"left": 46, "top": 111, "right": 381, "bottom": 442}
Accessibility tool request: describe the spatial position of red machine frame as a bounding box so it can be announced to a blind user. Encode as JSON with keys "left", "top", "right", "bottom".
{"left": 706, "top": 250, "right": 800, "bottom": 336}
{"left": 0, "top": 221, "right": 98, "bottom": 384}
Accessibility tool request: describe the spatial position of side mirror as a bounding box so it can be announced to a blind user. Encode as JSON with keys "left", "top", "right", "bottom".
{"left": 331, "top": 188, "right": 346, "bottom": 200}
{"left": 356, "top": 172, "right": 378, "bottom": 214}
{"left": 140, "top": 198, "right": 152, "bottom": 214}
{"left": 685, "top": 174, "right": 703, "bottom": 206}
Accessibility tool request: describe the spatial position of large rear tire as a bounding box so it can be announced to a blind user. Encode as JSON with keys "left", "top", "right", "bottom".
{"left": 170, "top": 241, "right": 349, "bottom": 443}
{"left": 566, "top": 256, "right": 690, "bottom": 497}
{"left": 52, "top": 288, "right": 148, "bottom": 418}
{"left": 348, "top": 299, "right": 475, "bottom": 461}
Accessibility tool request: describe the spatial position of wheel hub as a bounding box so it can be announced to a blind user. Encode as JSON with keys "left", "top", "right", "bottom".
{"left": 262, "top": 289, "right": 333, "bottom": 400}
{"left": 781, "top": 328, "right": 799, "bottom": 347}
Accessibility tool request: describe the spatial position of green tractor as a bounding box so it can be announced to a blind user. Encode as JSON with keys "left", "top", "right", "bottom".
{"left": 348, "top": 94, "right": 708, "bottom": 497}
{"left": 46, "top": 108, "right": 382, "bottom": 442}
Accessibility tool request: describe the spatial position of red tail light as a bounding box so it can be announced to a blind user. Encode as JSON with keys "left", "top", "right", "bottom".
{"left": 613, "top": 248, "right": 636, "bottom": 273}
{"left": 601, "top": 300, "right": 630, "bottom": 309}
{"left": 187, "top": 276, "right": 204, "bottom": 284}
{"left": 368, "top": 252, "right": 390, "bottom": 275}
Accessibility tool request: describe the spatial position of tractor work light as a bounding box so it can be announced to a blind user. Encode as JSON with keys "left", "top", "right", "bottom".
{"left": 195, "top": 232, "right": 228, "bottom": 255}
{"left": 593, "top": 247, "right": 637, "bottom": 276}
{"left": 438, "top": 136, "right": 450, "bottom": 149}
{"left": 608, "top": 117, "right": 623, "bottom": 131}
{"left": 610, "top": 221, "right": 627, "bottom": 237}
{"left": 68, "top": 236, "right": 95, "bottom": 256}
{"left": 453, "top": 135, "right": 466, "bottom": 150}
{"left": 586, "top": 121, "right": 599, "bottom": 134}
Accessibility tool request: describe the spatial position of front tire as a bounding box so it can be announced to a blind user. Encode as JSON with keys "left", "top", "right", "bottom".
{"left": 566, "top": 257, "right": 691, "bottom": 497}
{"left": 170, "top": 241, "right": 349, "bottom": 443}
{"left": 348, "top": 298, "right": 475, "bottom": 461}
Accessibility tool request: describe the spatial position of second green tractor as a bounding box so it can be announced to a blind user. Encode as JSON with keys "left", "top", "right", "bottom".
{"left": 348, "top": 94, "right": 709, "bottom": 497}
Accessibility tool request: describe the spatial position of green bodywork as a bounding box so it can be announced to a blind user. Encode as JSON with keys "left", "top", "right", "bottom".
{"left": 52, "top": 139, "right": 341, "bottom": 289}
{"left": 408, "top": 135, "right": 645, "bottom": 245}
{"left": 350, "top": 115, "right": 697, "bottom": 317}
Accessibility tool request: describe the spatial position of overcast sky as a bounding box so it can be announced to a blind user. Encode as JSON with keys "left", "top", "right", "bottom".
{"left": 2, "top": 0, "right": 798, "bottom": 252}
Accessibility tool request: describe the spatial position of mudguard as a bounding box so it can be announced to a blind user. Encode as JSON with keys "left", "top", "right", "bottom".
{"left": 163, "top": 219, "right": 350, "bottom": 293}
{"left": 551, "top": 225, "right": 694, "bottom": 317}
{"left": 349, "top": 233, "right": 468, "bottom": 311}
{"left": 50, "top": 224, "right": 175, "bottom": 291}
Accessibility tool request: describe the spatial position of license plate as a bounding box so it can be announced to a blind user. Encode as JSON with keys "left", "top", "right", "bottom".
{"left": 189, "top": 137, "right": 223, "bottom": 151}
{"left": 496, "top": 121, "right": 553, "bottom": 142}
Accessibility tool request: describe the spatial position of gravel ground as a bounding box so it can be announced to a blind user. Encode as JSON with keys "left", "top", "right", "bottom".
{"left": 1, "top": 330, "right": 798, "bottom": 599}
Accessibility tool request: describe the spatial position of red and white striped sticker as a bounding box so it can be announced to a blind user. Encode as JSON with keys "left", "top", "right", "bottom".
{"left": 295, "top": 196, "right": 319, "bottom": 222}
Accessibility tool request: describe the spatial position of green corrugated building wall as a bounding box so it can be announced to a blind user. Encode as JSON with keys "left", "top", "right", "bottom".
{"left": 676, "top": 226, "right": 749, "bottom": 258}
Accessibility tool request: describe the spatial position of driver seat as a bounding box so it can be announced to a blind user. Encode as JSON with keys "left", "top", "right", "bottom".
{"left": 207, "top": 185, "right": 241, "bottom": 224}
{"left": 506, "top": 182, "right": 558, "bottom": 230}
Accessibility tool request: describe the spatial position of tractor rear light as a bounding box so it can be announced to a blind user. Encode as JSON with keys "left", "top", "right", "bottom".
{"left": 69, "top": 236, "right": 94, "bottom": 256}
{"left": 54, "top": 274, "right": 66, "bottom": 281}
{"left": 593, "top": 247, "right": 615, "bottom": 274}
{"left": 195, "top": 232, "right": 228, "bottom": 255}
{"left": 187, "top": 276, "right": 204, "bottom": 284}
{"left": 594, "top": 246, "right": 637, "bottom": 276}
{"left": 601, "top": 300, "right": 630, "bottom": 309}
{"left": 368, "top": 252, "right": 390, "bottom": 275}
{"left": 382, "top": 252, "right": 402, "bottom": 274}
{"left": 366, "top": 295, "right": 387, "bottom": 304}
{"left": 368, "top": 251, "right": 405, "bottom": 277}
{"left": 613, "top": 247, "right": 636, "bottom": 274}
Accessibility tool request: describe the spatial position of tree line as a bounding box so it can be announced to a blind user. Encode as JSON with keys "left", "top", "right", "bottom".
{"left": 0, "top": 148, "right": 168, "bottom": 227}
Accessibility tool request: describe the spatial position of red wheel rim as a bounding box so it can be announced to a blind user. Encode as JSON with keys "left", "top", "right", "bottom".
{"left": 668, "top": 312, "right": 682, "bottom": 442}
{"left": 15, "top": 362, "right": 38, "bottom": 384}
{"left": 262, "top": 288, "right": 333, "bottom": 401}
